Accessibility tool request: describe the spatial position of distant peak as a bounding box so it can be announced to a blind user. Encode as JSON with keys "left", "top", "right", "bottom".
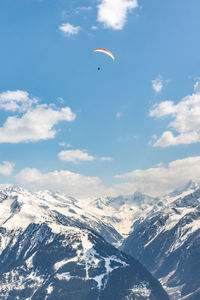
{"left": 169, "top": 180, "right": 199, "bottom": 197}
{"left": 0, "top": 184, "right": 29, "bottom": 194}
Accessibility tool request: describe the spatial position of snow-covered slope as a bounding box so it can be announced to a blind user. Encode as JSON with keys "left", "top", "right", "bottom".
{"left": 0, "top": 186, "right": 169, "bottom": 300}
{"left": 87, "top": 184, "right": 199, "bottom": 240}
{"left": 0, "top": 186, "right": 121, "bottom": 245}
{"left": 85, "top": 192, "right": 160, "bottom": 238}
{"left": 121, "top": 182, "right": 200, "bottom": 300}
{"left": 1, "top": 182, "right": 199, "bottom": 299}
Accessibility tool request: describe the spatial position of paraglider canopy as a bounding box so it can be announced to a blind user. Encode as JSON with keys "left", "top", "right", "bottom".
{"left": 92, "top": 48, "right": 115, "bottom": 62}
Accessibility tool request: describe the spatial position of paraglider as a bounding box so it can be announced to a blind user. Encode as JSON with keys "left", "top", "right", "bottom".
{"left": 92, "top": 48, "right": 115, "bottom": 70}
{"left": 92, "top": 48, "right": 115, "bottom": 61}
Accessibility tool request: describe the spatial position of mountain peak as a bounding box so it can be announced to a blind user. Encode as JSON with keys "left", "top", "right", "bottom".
{"left": 168, "top": 180, "right": 199, "bottom": 198}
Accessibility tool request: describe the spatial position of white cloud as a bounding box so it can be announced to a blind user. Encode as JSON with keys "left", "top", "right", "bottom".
{"left": 15, "top": 156, "right": 200, "bottom": 198}
{"left": 0, "top": 105, "right": 76, "bottom": 143}
{"left": 149, "top": 100, "right": 176, "bottom": 118}
{"left": 97, "top": 0, "right": 138, "bottom": 30}
{"left": 58, "top": 149, "right": 95, "bottom": 163}
{"left": 114, "top": 156, "right": 200, "bottom": 196}
{"left": 15, "top": 168, "right": 109, "bottom": 199}
{"left": 0, "top": 161, "right": 15, "bottom": 176}
{"left": 58, "top": 149, "right": 113, "bottom": 163}
{"left": 152, "top": 75, "right": 164, "bottom": 93}
{"left": 59, "top": 23, "right": 81, "bottom": 37}
{"left": 59, "top": 142, "right": 72, "bottom": 147}
{"left": 153, "top": 131, "right": 200, "bottom": 147}
{"left": 149, "top": 85, "right": 200, "bottom": 146}
{"left": 0, "top": 90, "right": 38, "bottom": 112}
{"left": 101, "top": 157, "right": 112, "bottom": 161}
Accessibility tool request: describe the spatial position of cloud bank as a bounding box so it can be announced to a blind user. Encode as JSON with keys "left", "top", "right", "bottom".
{"left": 15, "top": 168, "right": 108, "bottom": 199}
{"left": 150, "top": 82, "right": 200, "bottom": 146}
{"left": 115, "top": 156, "right": 200, "bottom": 196}
{"left": 14, "top": 156, "right": 200, "bottom": 199}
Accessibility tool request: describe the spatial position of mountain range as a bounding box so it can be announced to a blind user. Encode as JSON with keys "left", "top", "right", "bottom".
{"left": 0, "top": 185, "right": 169, "bottom": 300}
{"left": 120, "top": 181, "right": 200, "bottom": 300}
{"left": 0, "top": 181, "right": 199, "bottom": 299}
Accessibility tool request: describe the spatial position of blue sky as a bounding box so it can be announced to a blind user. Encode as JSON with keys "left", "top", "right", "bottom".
{"left": 0, "top": 0, "right": 200, "bottom": 198}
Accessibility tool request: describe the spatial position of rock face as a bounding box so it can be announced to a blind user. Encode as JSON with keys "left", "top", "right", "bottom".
{"left": 121, "top": 184, "right": 200, "bottom": 300}
{"left": 0, "top": 186, "right": 169, "bottom": 300}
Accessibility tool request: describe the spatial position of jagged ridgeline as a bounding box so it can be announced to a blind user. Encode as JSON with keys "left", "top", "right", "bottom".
{"left": 0, "top": 186, "right": 169, "bottom": 300}
{"left": 121, "top": 181, "right": 200, "bottom": 300}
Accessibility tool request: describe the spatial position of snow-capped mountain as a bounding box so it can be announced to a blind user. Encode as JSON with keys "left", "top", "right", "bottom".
{"left": 85, "top": 192, "right": 160, "bottom": 238}
{"left": 0, "top": 185, "right": 121, "bottom": 245}
{"left": 121, "top": 182, "right": 200, "bottom": 300}
{"left": 0, "top": 185, "right": 169, "bottom": 300}
{"left": 166, "top": 180, "right": 199, "bottom": 199}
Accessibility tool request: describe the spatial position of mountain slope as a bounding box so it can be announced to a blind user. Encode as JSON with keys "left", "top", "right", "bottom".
{"left": 85, "top": 192, "right": 160, "bottom": 239}
{"left": 0, "top": 186, "right": 121, "bottom": 245}
{"left": 121, "top": 184, "right": 200, "bottom": 300}
{"left": 0, "top": 186, "right": 169, "bottom": 300}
